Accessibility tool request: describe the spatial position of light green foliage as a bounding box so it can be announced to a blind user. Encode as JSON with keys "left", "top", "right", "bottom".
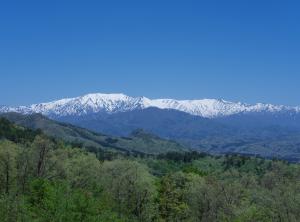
{"left": 159, "top": 172, "right": 189, "bottom": 222}
{"left": 64, "top": 148, "right": 102, "bottom": 190}
{"left": 0, "top": 141, "right": 19, "bottom": 194}
{"left": 26, "top": 179, "right": 110, "bottom": 222}
{"left": 30, "top": 135, "right": 55, "bottom": 178}
{"left": 100, "top": 160, "right": 157, "bottom": 221}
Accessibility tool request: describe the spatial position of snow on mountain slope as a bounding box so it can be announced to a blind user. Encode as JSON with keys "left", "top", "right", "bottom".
{"left": 1, "top": 93, "right": 299, "bottom": 118}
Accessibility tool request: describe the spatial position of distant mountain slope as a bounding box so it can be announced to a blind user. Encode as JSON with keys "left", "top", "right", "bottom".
{"left": 0, "top": 113, "right": 187, "bottom": 155}
{"left": 53, "top": 108, "right": 300, "bottom": 162}
{"left": 1, "top": 93, "right": 299, "bottom": 118}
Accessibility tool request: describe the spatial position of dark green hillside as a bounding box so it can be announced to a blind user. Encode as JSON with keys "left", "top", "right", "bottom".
{"left": 0, "top": 117, "right": 41, "bottom": 143}
{"left": 0, "top": 113, "right": 187, "bottom": 155}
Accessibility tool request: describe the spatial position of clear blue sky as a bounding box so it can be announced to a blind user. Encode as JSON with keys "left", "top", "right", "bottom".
{"left": 0, "top": 0, "right": 299, "bottom": 106}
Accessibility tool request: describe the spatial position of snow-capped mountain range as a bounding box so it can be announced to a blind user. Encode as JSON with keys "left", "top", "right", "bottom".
{"left": 1, "top": 93, "right": 300, "bottom": 118}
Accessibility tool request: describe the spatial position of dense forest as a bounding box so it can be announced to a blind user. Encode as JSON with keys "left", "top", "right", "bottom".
{"left": 0, "top": 117, "right": 300, "bottom": 222}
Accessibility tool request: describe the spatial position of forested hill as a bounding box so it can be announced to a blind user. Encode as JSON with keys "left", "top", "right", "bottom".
{"left": 0, "top": 117, "right": 42, "bottom": 143}
{"left": 0, "top": 113, "right": 187, "bottom": 155}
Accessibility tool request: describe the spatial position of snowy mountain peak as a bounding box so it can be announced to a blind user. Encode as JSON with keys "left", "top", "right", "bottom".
{"left": 1, "top": 93, "right": 299, "bottom": 118}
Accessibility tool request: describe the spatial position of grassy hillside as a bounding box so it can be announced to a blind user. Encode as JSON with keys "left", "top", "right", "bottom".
{"left": 0, "top": 113, "right": 187, "bottom": 155}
